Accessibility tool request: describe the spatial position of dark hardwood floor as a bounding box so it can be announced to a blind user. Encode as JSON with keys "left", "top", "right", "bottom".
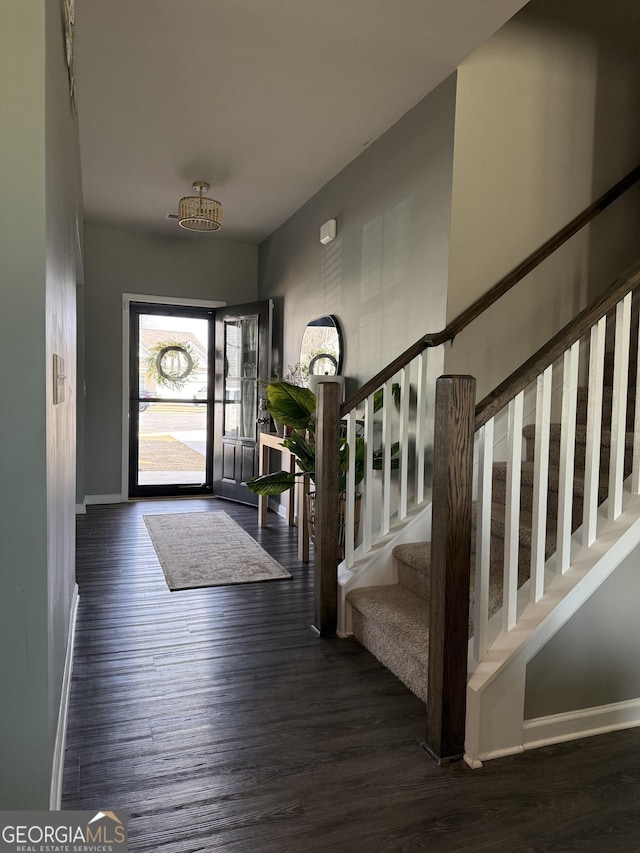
{"left": 63, "top": 498, "right": 640, "bottom": 852}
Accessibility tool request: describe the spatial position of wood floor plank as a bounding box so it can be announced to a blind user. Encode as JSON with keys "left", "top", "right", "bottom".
{"left": 63, "top": 497, "right": 640, "bottom": 852}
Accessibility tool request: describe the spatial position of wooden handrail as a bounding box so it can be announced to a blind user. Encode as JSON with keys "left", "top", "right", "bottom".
{"left": 475, "top": 260, "right": 640, "bottom": 430}
{"left": 341, "top": 163, "right": 640, "bottom": 417}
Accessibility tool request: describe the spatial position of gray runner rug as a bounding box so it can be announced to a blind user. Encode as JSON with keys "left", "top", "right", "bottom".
{"left": 144, "top": 511, "right": 291, "bottom": 590}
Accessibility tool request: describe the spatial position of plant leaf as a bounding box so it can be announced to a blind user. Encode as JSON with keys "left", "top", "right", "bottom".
{"left": 246, "top": 470, "right": 298, "bottom": 495}
{"left": 267, "top": 381, "right": 316, "bottom": 430}
{"left": 282, "top": 430, "right": 316, "bottom": 474}
{"left": 372, "top": 441, "right": 400, "bottom": 470}
{"left": 372, "top": 383, "right": 401, "bottom": 413}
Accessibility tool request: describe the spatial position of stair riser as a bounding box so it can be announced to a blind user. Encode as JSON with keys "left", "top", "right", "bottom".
{"left": 472, "top": 535, "right": 553, "bottom": 579}
{"left": 524, "top": 435, "right": 633, "bottom": 476}
{"left": 350, "top": 610, "right": 428, "bottom": 703}
{"left": 397, "top": 562, "right": 429, "bottom": 600}
{"left": 575, "top": 387, "right": 636, "bottom": 428}
{"left": 492, "top": 476, "right": 608, "bottom": 525}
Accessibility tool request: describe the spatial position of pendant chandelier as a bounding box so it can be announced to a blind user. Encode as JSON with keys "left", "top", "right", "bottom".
{"left": 178, "top": 181, "right": 222, "bottom": 232}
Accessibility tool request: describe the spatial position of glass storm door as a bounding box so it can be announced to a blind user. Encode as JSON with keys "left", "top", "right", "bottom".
{"left": 213, "top": 301, "right": 272, "bottom": 504}
{"left": 129, "top": 303, "right": 214, "bottom": 497}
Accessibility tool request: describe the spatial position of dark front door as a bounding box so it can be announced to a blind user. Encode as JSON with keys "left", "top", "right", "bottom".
{"left": 213, "top": 300, "right": 272, "bottom": 504}
{"left": 129, "top": 302, "right": 214, "bottom": 498}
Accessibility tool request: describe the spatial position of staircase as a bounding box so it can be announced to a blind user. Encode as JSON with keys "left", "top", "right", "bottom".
{"left": 309, "top": 166, "right": 640, "bottom": 764}
{"left": 347, "top": 349, "right": 636, "bottom": 706}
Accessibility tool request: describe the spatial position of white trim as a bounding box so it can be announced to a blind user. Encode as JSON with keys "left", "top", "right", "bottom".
{"left": 465, "top": 485, "right": 640, "bottom": 765}
{"left": 467, "top": 744, "right": 525, "bottom": 764}
{"left": 86, "top": 493, "right": 122, "bottom": 505}
{"left": 121, "top": 293, "right": 226, "bottom": 501}
{"left": 50, "top": 584, "right": 79, "bottom": 810}
{"left": 523, "top": 697, "right": 640, "bottom": 751}
{"left": 75, "top": 502, "right": 86, "bottom": 515}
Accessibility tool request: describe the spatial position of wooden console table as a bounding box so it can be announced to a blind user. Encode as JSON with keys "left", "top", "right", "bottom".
{"left": 258, "top": 432, "right": 309, "bottom": 562}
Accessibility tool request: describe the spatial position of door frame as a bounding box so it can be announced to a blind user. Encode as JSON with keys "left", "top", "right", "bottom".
{"left": 121, "top": 293, "right": 225, "bottom": 501}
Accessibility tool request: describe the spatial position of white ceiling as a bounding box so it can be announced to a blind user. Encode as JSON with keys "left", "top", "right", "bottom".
{"left": 75, "top": 0, "right": 530, "bottom": 244}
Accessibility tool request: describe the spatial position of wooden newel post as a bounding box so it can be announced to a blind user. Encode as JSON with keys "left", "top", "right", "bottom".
{"left": 312, "top": 381, "right": 342, "bottom": 637}
{"left": 425, "top": 374, "right": 476, "bottom": 763}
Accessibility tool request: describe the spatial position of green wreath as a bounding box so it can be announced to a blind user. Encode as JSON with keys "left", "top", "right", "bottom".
{"left": 145, "top": 340, "right": 199, "bottom": 391}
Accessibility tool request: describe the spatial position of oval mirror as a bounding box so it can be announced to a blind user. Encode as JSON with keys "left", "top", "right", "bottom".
{"left": 299, "top": 315, "right": 343, "bottom": 382}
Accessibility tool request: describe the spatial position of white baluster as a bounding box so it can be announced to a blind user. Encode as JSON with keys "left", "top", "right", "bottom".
{"left": 530, "top": 366, "right": 552, "bottom": 602}
{"left": 399, "top": 365, "right": 410, "bottom": 520}
{"left": 424, "top": 345, "right": 444, "bottom": 494}
{"left": 415, "top": 351, "right": 428, "bottom": 505}
{"left": 382, "top": 379, "right": 392, "bottom": 535}
{"left": 344, "top": 410, "right": 357, "bottom": 568}
{"left": 583, "top": 317, "right": 606, "bottom": 546}
{"left": 557, "top": 341, "right": 579, "bottom": 574}
{"left": 474, "top": 418, "right": 494, "bottom": 662}
{"left": 503, "top": 392, "right": 523, "bottom": 631}
{"left": 632, "top": 311, "right": 640, "bottom": 495}
{"left": 363, "top": 393, "right": 374, "bottom": 552}
{"left": 609, "top": 293, "right": 631, "bottom": 520}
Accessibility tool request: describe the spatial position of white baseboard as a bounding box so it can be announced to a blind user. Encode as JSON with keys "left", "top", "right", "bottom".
{"left": 85, "top": 494, "right": 123, "bottom": 505}
{"left": 50, "top": 583, "right": 79, "bottom": 810}
{"left": 75, "top": 502, "right": 86, "bottom": 515}
{"left": 523, "top": 697, "right": 640, "bottom": 752}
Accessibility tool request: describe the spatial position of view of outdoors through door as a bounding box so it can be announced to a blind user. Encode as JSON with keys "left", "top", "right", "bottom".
{"left": 129, "top": 305, "right": 213, "bottom": 496}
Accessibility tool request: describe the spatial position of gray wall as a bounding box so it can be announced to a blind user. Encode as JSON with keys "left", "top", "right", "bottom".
{"left": 0, "top": 1, "right": 79, "bottom": 806}
{"left": 525, "top": 550, "right": 640, "bottom": 718}
{"left": 258, "top": 74, "right": 457, "bottom": 389}
{"left": 447, "top": 0, "right": 640, "bottom": 720}
{"left": 82, "top": 224, "right": 258, "bottom": 497}
{"left": 445, "top": 0, "right": 640, "bottom": 398}
{"left": 45, "top": 0, "right": 82, "bottom": 793}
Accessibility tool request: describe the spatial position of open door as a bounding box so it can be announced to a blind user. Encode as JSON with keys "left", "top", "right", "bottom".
{"left": 213, "top": 300, "right": 272, "bottom": 504}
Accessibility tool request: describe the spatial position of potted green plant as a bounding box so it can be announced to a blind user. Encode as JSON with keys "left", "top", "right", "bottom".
{"left": 247, "top": 380, "right": 398, "bottom": 556}
{"left": 261, "top": 364, "right": 305, "bottom": 435}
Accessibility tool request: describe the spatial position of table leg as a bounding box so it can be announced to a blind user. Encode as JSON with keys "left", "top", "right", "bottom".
{"left": 296, "top": 475, "right": 310, "bottom": 563}
{"left": 258, "top": 441, "right": 269, "bottom": 527}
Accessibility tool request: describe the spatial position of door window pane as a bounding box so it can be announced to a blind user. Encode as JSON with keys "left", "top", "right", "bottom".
{"left": 139, "top": 314, "right": 209, "bottom": 401}
{"left": 137, "top": 402, "right": 207, "bottom": 485}
{"left": 224, "top": 317, "right": 258, "bottom": 439}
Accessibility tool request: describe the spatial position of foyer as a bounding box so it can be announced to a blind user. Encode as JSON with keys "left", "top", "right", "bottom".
{"left": 63, "top": 499, "right": 640, "bottom": 852}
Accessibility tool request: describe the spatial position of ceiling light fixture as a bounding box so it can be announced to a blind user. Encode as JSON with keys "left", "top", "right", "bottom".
{"left": 178, "top": 181, "right": 222, "bottom": 232}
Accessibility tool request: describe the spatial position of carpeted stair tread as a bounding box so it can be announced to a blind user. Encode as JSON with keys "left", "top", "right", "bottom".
{"left": 349, "top": 555, "right": 507, "bottom": 702}
{"left": 348, "top": 584, "right": 429, "bottom": 654}
{"left": 393, "top": 542, "right": 431, "bottom": 572}
{"left": 493, "top": 460, "right": 571, "bottom": 492}
{"left": 348, "top": 584, "right": 430, "bottom": 701}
